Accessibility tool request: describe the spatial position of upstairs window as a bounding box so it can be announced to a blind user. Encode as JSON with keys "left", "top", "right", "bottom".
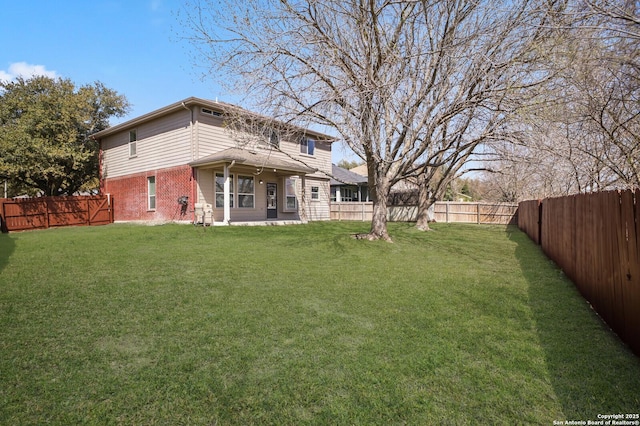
{"left": 263, "top": 128, "right": 279, "bottom": 148}
{"left": 300, "top": 137, "right": 315, "bottom": 156}
{"left": 201, "top": 107, "right": 223, "bottom": 117}
{"left": 129, "top": 129, "right": 137, "bottom": 157}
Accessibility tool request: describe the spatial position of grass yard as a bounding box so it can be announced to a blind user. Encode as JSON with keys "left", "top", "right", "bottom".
{"left": 1, "top": 222, "right": 639, "bottom": 424}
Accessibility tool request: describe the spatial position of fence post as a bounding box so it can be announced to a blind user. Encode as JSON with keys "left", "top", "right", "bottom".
{"left": 86, "top": 197, "right": 90, "bottom": 225}
{"left": 446, "top": 203, "right": 450, "bottom": 223}
{"left": 0, "top": 199, "right": 4, "bottom": 233}
{"left": 538, "top": 200, "right": 543, "bottom": 246}
{"left": 477, "top": 203, "right": 481, "bottom": 224}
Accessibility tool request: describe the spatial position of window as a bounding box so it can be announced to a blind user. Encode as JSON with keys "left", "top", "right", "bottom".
{"left": 147, "top": 176, "right": 156, "bottom": 210}
{"left": 285, "top": 178, "right": 297, "bottom": 210}
{"left": 215, "top": 173, "right": 234, "bottom": 208}
{"left": 129, "top": 129, "right": 137, "bottom": 157}
{"left": 237, "top": 175, "right": 255, "bottom": 208}
{"left": 342, "top": 187, "right": 354, "bottom": 202}
{"left": 201, "top": 108, "right": 222, "bottom": 117}
{"left": 311, "top": 186, "right": 319, "bottom": 200}
{"left": 300, "top": 137, "right": 315, "bottom": 156}
{"left": 263, "top": 128, "right": 279, "bottom": 148}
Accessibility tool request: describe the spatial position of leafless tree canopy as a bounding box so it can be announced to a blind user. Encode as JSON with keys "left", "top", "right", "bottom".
{"left": 182, "top": 0, "right": 568, "bottom": 238}
{"left": 482, "top": 0, "right": 639, "bottom": 200}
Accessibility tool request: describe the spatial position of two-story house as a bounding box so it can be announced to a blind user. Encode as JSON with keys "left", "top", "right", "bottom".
{"left": 92, "top": 97, "right": 334, "bottom": 224}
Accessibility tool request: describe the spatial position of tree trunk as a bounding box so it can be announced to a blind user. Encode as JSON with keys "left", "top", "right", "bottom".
{"left": 366, "top": 162, "right": 392, "bottom": 241}
{"left": 369, "top": 196, "right": 391, "bottom": 241}
{"left": 415, "top": 172, "right": 432, "bottom": 231}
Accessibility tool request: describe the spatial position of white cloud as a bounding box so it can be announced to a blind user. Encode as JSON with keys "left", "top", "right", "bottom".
{"left": 0, "top": 62, "right": 58, "bottom": 82}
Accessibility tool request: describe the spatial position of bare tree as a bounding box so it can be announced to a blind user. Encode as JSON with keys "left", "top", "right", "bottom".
{"left": 181, "top": 0, "right": 563, "bottom": 239}
{"left": 563, "top": 1, "right": 640, "bottom": 189}
{"left": 485, "top": 0, "right": 639, "bottom": 198}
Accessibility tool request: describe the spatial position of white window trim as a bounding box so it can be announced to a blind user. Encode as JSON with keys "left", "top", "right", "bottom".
{"left": 215, "top": 172, "right": 234, "bottom": 209}
{"left": 284, "top": 177, "right": 298, "bottom": 212}
{"left": 311, "top": 185, "right": 320, "bottom": 201}
{"left": 201, "top": 107, "right": 223, "bottom": 117}
{"left": 237, "top": 175, "right": 255, "bottom": 209}
{"left": 300, "top": 137, "right": 315, "bottom": 156}
{"left": 129, "top": 129, "right": 137, "bottom": 158}
{"left": 147, "top": 176, "right": 156, "bottom": 211}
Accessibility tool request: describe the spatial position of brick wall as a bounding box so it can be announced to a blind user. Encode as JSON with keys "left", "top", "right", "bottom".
{"left": 103, "top": 165, "right": 194, "bottom": 222}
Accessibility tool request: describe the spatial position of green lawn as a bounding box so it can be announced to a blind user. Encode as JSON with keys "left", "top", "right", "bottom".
{"left": 1, "top": 222, "right": 638, "bottom": 424}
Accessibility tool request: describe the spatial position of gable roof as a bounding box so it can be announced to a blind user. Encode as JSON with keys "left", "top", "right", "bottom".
{"left": 91, "top": 97, "right": 336, "bottom": 142}
{"left": 349, "top": 164, "right": 368, "bottom": 176}
{"left": 190, "top": 147, "right": 315, "bottom": 175}
{"left": 330, "top": 164, "right": 369, "bottom": 185}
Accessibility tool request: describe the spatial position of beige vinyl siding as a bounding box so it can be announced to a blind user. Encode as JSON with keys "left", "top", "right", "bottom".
{"left": 288, "top": 141, "right": 331, "bottom": 178}
{"left": 195, "top": 113, "right": 236, "bottom": 157}
{"left": 303, "top": 178, "right": 331, "bottom": 221}
{"left": 195, "top": 168, "right": 216, "bottom": 208}
{"left": 195, "top": 168, "right": 305, "bottom": 222}
{"left": 196, "top": 118, "right": 332, "bottom": 179}
{"left": 101, "top": 110, "right": 192, "bottom": 178}
{"left": 279, "top": 138, "right": 332, "bottom": 179}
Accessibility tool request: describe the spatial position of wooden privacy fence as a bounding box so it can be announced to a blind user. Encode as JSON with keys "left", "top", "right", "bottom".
{"left": 331, "top": 201, "right": 518, "bottom": 225}
{"left": 433, "top": 202, "right": 518, "bottom": 224}
{"left": 518, "top": 199, "right": 542, "bottom": 244}
{"left": 0, "top": 195, "right": 114, "bottom": 232}
{"left": 518, "top": 190, "right": 640, "bottom": 357}
{"left": 331, "top": 202, "right": 375, "bottom": 221}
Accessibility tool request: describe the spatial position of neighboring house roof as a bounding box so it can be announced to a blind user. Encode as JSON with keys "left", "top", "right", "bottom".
{"left": 91, "top": 96, "right": 336, "bottom": 142}
{"left": 346, "top": 163, "right": 419, "bottom": 192}
{"left": 391, "top": 179, "right": 419, "bottom": 192}
{"left": 190, "top": 147, "right": 315, "bottom": 175}
{"left": 331, "top": 164, "right": 369, "bottom": 185}
{"left": 349, "top": 164, "right": 368, "bottom": 176}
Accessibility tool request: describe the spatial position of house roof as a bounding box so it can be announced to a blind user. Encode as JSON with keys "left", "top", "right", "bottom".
{"left": 349, "top": 164, "right": 368, "bottom": 176}
{"left": 91, "top": 97, "right": 336, "bottom": 142}
{"left": 330, "top": 164, "right": 369, "bottom": 185}
{"left": 189, "top": 147, "right": 315, "bottom": 175}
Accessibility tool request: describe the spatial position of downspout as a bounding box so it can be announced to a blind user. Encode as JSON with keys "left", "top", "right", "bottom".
{"left": 181, "top": 102, "right": 195, "bottom": 161}
{"left": 182, "top": 102, "right": 196, "bottom": 221}
{"left": 97, "top": 137, "right": 106, "bottom": 195}
{"left": 300, "top": 175, "right": 308, "bottom": 223}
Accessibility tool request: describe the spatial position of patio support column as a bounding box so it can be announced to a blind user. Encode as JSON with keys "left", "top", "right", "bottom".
{"left": 223, "top": 161, "right": 235, "bottom": 225}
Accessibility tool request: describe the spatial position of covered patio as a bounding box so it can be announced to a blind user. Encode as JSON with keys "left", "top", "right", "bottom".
{"left": 189, "top": 148, "right": 315, "bottom": 225}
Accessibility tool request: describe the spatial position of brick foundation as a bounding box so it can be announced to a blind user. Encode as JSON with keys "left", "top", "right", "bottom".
{"left": 103, "top": 165, "right": 194, "bottom": 222}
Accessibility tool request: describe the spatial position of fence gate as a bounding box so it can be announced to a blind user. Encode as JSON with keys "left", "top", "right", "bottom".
{"left": 0, "top": 195, "right": 114, "bottom": 232}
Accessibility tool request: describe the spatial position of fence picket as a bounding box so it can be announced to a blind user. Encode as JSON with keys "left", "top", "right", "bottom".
{"left": 518, "top": 189, "right": 640, "bottom": 357}
{"left": 0, "top": 195, "right": 113, "bottom": 232}
{"left": 331, "top": 201, "right": 518, "bottom": 224}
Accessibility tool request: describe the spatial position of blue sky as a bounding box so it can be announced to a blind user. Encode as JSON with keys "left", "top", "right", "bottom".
{"left": 0, "top": 0, "right": 232, "bottom": 119}
{"left": 0, "top": 0, "right": 353, "bottom": 162}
